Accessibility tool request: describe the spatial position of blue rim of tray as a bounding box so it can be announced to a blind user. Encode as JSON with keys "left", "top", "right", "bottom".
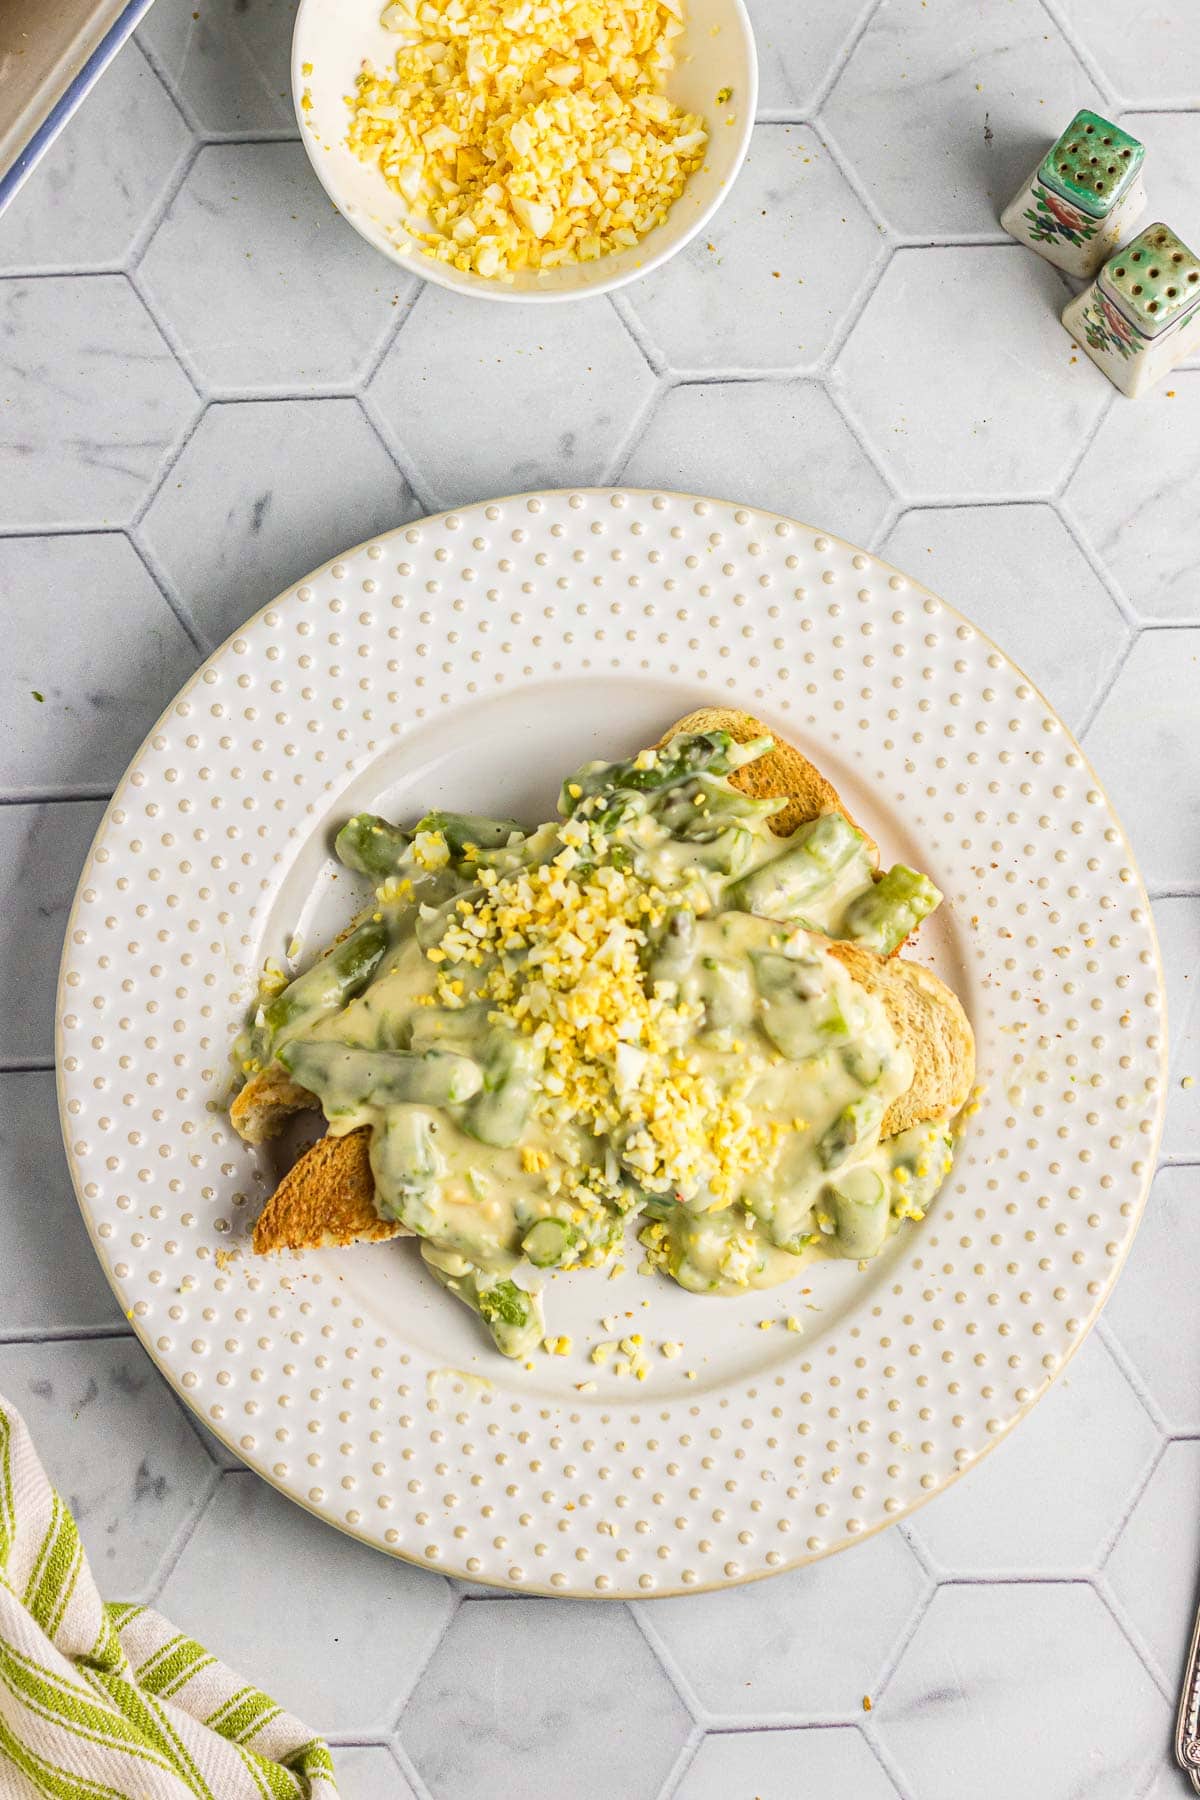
{"left": 0, "top": 0, "right": 157, "bottom": 215}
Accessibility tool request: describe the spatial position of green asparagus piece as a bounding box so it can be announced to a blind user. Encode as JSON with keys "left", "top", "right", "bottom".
{"left": 647, "top": 907, "right": 696, "bottom": 986}
{"left": 334, "top": 814, "right": 411, "bottom": 880}
{"left": 415, "top": 810, "right": 524, "bottom": 859}
{"left": 259, "top": 919, "right": 389, "bottom": 1054}
{"left": 816, "top": 1095, "right": 884, "bottom": 1170}
{"left": 729, "top": 812, "right": 864, "bottom": 920}
{"left": 461, "top": 1028, "right": 542, "bottom": 1148}
{"left": 650, "top": 773, "right": 784, "bottom": 842}
{"left": 420, "top": 1247, "right": 544, "bottom": 1358}
{"left": 369, "top": 1105, "right": 444, "bottom": 1222}
{"left": 560, "top": 730, "right": 771, "bottom": 815}
{"left": 840, "top": 864, "right": 942, "bottom": 955}
{"left": 827, "top": 1166, "right": 889, "bottom": 1259}
{"left": 521, "top": 1218, "right": 577, "bottom": 1267}
{"left": 279, "top": 1040, "right": 483, "bottom": 1116}
{"left": 751, "top": 949, "right": 850, "bottom": 1060}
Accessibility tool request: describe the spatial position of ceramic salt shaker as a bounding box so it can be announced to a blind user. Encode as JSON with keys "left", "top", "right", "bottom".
{"left": 1000, "top": 109, "right": 1146, "bottom": 277}
{"left": 1062, "top": 222, "right": 1200, "bottom": 397}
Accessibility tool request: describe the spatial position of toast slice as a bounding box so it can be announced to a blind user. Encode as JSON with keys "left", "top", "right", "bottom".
{"left": 252, "top": 1126, "right": 408, "bottom": 1254}
{"left": 659, "top": 707, "right": 878, "bottom": 861}
{"left": 231, "top": 1063, "right": 318, "bottom": 1145}
{"left": 823, "top": 938, "right": 975, "bottom": 1137}
{"left": 245, "top": 711, "right": 973, "bottom": 1254}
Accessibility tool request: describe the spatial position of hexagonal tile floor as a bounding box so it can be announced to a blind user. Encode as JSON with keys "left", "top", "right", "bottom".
{"left": 3, "top": 0, "right": 1199, "bottom": 1792}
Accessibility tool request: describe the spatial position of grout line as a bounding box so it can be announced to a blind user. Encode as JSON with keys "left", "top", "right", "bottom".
{"left": 609, "top": 289, "right": 669, "bottom": 378}
{"left": 126, "top": 261, "right": 210, "bottom": 401}
{"left": 385, "top": 1581, "right": 464, "bottom": 1734}
{"left": 652, "top": 1722, "right": 705, "bottom": 1800}
{"left": 1094, "top": 1316, "right": 1173, "bottom": 1438}
{"left": 1077, "top": 621, "right": 1145, "bottom": 739}
{"left": 144, "top": 1458, "right": 221, "bottom": 1606}
{"left": 1036, "top": 0, "right": 1124, "bottom": 113}
{"left": 820, "top": 377, "right": 899, "bottom": 508}
{"left": 1092, "top": 1570, "right": 1179, "bottom": 1708}
{"left": 0, "top": 1058, "right": 55, "bottom": 1076}
{"left": 359, "top": 278, "right": 424, "bottom": 389}
{"left": 630, "top": 1601, "right": 707, "bottom": 1723}
{"left": 814, "top": 234, "right": 894, "bottom": 378}
{"left": 389, "top": 1737, "right": 435, "bottom": 1800}
{"left": 1051, "top": 490, "right": 1141, "bottom": 630}
{"left": 123, "top": 527, "right": 208, "bottom": 656}
{"left": 806, "top": 0, "right": 888, "bottom": 117}
{"left": 602, "top": 372, "right": 670, "bottom": 484}
{"left": 1074, "top": 623, "right": 1138, "bottom": 741}
{"left": 869, "top": 1563, "right": 938, "bottom": 1703}
{"left": 807, "top": 118, "right": 892, "bottom": 243}
{"left": 125, "top": 133, "right": 202, "bottom": 275}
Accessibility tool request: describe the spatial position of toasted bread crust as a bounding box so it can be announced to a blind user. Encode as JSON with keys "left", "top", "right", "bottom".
{"left": 230, "top": 1064, "right": 319, "bottom": 1144}
{"left": 246, "top": 710, "right": 972, "bottom": 1256}
{"left": 660, "top": 707, "right": 878, "bottom": 864}
{"left": 251, "top": 1126, "right": 409, "bottom": 1253}
{"left": 824, "top": 938, "right": 975, "bottom": 1136}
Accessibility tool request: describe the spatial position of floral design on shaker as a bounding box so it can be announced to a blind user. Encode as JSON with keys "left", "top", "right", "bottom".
{"left": 1023, "top": 183, "right": 1099, "bottom": 249}
{"left": 1081, "top": 292, "right": 1142, "bottom": 361}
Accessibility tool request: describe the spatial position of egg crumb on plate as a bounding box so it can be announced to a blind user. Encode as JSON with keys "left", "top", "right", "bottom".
{"left": 345, "top": 0, "right": 708, "bottom": 279}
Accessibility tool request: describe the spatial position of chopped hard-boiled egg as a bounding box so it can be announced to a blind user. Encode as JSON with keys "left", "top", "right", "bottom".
{"left": 346, "top": 0, "right": 708, "bottom": 279}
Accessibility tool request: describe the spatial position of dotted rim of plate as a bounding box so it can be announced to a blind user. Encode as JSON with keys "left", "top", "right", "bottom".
{"left": 56, "top": 488, "right": 1167, "bottom": 1597}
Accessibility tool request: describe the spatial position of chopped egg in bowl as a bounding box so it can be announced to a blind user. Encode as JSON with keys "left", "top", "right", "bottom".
{"left": 292, "top": 0, "right": 757, "bottom": 299}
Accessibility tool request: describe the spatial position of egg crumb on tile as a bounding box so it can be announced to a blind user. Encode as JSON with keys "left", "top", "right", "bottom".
{"left": 345, "top": 0, "right": 708, "bottom": 279}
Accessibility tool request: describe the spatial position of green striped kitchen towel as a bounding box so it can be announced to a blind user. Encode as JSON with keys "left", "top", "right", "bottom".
{"left": 0, "top": 1393, "right": 339, "bottom": 1798}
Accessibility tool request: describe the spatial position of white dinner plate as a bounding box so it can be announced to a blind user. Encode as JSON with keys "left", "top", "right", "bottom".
{"left": 57, "top": 489, "right": 1166, "bottom": 1598}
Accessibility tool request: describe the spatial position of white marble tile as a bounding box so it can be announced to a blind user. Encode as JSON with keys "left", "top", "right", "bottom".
{"left": 0, "top": 44, "right": 189, "bottom": 274}
{"left": 0, "top": 535, "right": 199, "bottom": 796}
{"left": 822, "top": 0, "right": 1107, "bottom": 237}
{"left": 1064, "top": 375, "right": 1200, "bottom": 623}
{"left": 623, "top": 126, "right": 882, "bottom": 373}
{"left": 642, "top": 1526, "right": 925, "bottom": 1720}
{"left": 676, "top": 1725, "right": 898, "bottom": 1799}
{"left": 1152, "top": 896, "right": 1200, "bottom": 1161}
{"left": 881, "top": 503, "right": 1128, "bottom": 733}
{"left": 876, "top": 1583, "right": 1168, "bottom": 1800}
{"left": 1146, "top": 1762, "right": 1199, "bottom": 1800}
{"left": 368, "top": 291, "right": 654, "bottom": 509}
{"left": 1107, "top": 1439, "right": 1200, "bottom": 1689}
{"left": 137, "top": 0, "right": 300, "bottom": 135}
{"left": 1058, "top": 0, "right": 1200, "bottom": 107}
{"left": 0, "top": 802, "right": 105, "bottom": 1059}
{"left": 330, "top": 1745, "right": 419, "bottom": 1800}
{"left": 906, "top": 1333, "right": 1158, "bottom": 1576}
{"left": 0, "top": 1072, "right": 123, "bottom": 1333}
{"left": 0, "top": 1338, "right": 215, "bottom": 1597}
{"left": 139, "top": 144, "right": 408, "bottom": 392}
{"left": 620, "top": 380, "right": 891, "bottom": 545}
{"left": 400, "top": 1598, "right": 690, "bottom": 1799}
{"left": 139, "top": 398, "right": 415, "bottom": 647}
{"left": 1106, "top": 1166, "right": 1200, "bottom": 1432}
{"left": 748, "top": 0, "right": 875, "bottom": 114}
{"left": 158, "top": 1471, "right": 455, "bottom": 1734}
{"left": 834, "top": 246, "right": 1107, "bottom": 500}
{"left": 0, "top": 276, "right": 198, "bottom": 529}
{"left": 1083, "top": 627, "right": 1200, "bottom": 890}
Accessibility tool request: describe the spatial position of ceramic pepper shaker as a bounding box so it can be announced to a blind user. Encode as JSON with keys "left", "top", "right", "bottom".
{"left": 1062, "top": 222, "right": 1200, "bottom": 397}
{"left": 1000, "top": 109, "right": 1146, "bottom": 278}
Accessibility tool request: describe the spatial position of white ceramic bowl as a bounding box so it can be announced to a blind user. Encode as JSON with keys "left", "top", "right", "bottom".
{"left": 291, "top": 0, "right": 757, "bottom": 302}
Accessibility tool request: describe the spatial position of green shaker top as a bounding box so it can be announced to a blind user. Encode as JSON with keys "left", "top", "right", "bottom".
{"left": 1099, "top": 223, "right": 1200, "bottom": 338}
{"left": 1039, "top": 110, "right": 1144, "bottom": 218}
